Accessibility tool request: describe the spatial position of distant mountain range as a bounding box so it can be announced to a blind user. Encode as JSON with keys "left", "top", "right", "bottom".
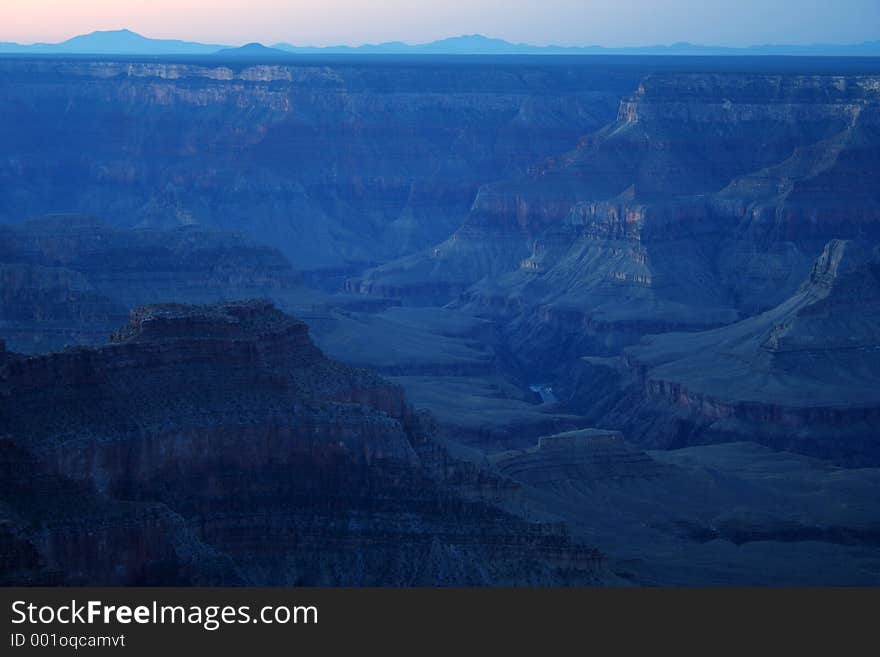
{"left": 215, "top": 43, "right": 290, "bottom": 58}
{"left": 0, "top": 29, "right": 225, "bottom": 55}
{"left": 271, "top": 34, "right": 880, "bottom": 56}
{"left": 1, "top": 29, "right": 879, "bottom": 57}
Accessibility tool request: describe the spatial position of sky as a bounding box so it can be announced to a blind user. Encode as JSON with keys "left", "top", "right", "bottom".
{"left": 1, "top": 0, "right": 879, "bottom": 47}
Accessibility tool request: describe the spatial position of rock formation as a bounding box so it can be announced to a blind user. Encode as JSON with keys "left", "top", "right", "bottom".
{"left": 492, "top": 428, "right": 673, "bottom": 485}
{"left": 611, "top": 240, "right": 880, "bottom": 463}
{"left": 0, "top": 215, "right": 313, "bottom": 353}
{"left": 0, "top": 300, "right": 606, "bottom": 585}
{"left": 484, "top": 430, "right": 880, "bottom": 585}
{"left": 3, "top": 55, "right": 880, "bottom": 585}
{"left": 359, "top": 72, "right": 880, "bottom": 368}
{"left": 0, "top": 57, "right": 638, "bottom": 272}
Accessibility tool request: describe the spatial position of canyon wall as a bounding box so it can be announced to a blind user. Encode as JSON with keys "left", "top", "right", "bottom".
{"left": 357, "top": 71, "right": 880, "bottom": 371}
{"left": 0, "top": 215, "right": 313, "bottom": 353}
{"left": 2, "top": 55, "right": 880, "bottom": 584}
{"left": 0, "top": 300, "right": 606, "bottom": 585}
{"left": 0, "top": 57, "right": 639, "bottom": 272}
{"left": 559, "top": 241, "right": 880, "bottom": 463}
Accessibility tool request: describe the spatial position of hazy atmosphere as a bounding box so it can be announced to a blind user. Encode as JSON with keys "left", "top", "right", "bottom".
{"left": 2, "top": 0, "right": 880, "bottom": 592}
{"left": 2, "top": 0, "right": 879, "bottom": 46}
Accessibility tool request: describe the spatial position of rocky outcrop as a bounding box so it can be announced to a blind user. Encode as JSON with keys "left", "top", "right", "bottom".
{"left": 485, "top": 432, "right": 880, "bottom": 585}
{"left": 0, "top": 300, "right": 607, "bottom": 585}
{"left": 0, "top": 261, "right": 125, "bottom": 353}
{"left": 492, "top": 428, "right": 673, "bottom": 485}
{"left": 577, "top": 241, "right": 880, "bottom": 463}
{"left": 0, "top": 215, "right": 313, "bottom": 353}
{"left": 326, "top": 70, "right": 880, "bottom": 476}
{"left": 359, "top": 71, "right": 880, "bottom": 371}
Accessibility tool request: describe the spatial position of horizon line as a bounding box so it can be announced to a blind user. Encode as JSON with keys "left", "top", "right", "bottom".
{"left": 2, "top": 28, "right": 880, "bottom": 51}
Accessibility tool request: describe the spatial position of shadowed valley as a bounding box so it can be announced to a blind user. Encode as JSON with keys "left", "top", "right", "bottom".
{"left": 2, "top": 55, "right": 880, "bottom": 585}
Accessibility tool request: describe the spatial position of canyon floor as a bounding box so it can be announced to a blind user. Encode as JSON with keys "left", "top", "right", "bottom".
{"left": 1, "top": 54, "right": 879, "bottom": 585}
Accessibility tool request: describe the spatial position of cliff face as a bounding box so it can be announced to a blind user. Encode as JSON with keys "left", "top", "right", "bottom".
{"left": 342, "top": 70, "right": 880, "bottom": 469}
{"left": 0, "top": 300, "right": 606, "bottom": 585}
{"left": 0, "top": 58, "right": 637, "bottom": 271}
{"left": 358, "top": 73, "right": 880, "bottom": 365}
{"left": 567, "top": 241, "right": 880, "bottom": 464}
{"left": 0, "top": 215, "right": 313, "bottom": 353}
{"left": 482, "top": 429, "right": 880, "bottom": 585}
{"left": 491, "top": 428, "right": 672, "bottom": 485}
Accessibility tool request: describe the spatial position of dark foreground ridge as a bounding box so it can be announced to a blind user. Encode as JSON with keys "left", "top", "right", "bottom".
{"left": 0, "top": 300, "right": 606, "bottom": 585}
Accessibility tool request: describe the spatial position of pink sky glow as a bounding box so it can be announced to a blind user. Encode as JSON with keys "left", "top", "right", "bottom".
{"left": 1, "top": 0, "right": 877, "bottom": 48}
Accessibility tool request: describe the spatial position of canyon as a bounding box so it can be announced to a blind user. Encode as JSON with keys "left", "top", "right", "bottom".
{"left": 0, "top": 301, "right": 606, "bottom": 585}
{"left": 0, "top": 56, "right": 642, "bottom": 271}
{"left": 1, "top": 55, "right": 879, "bottom": 584}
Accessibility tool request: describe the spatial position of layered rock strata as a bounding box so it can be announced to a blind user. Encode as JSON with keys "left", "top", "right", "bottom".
{"left": 0, "top": 300, "right": 606, "bottom": 585}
